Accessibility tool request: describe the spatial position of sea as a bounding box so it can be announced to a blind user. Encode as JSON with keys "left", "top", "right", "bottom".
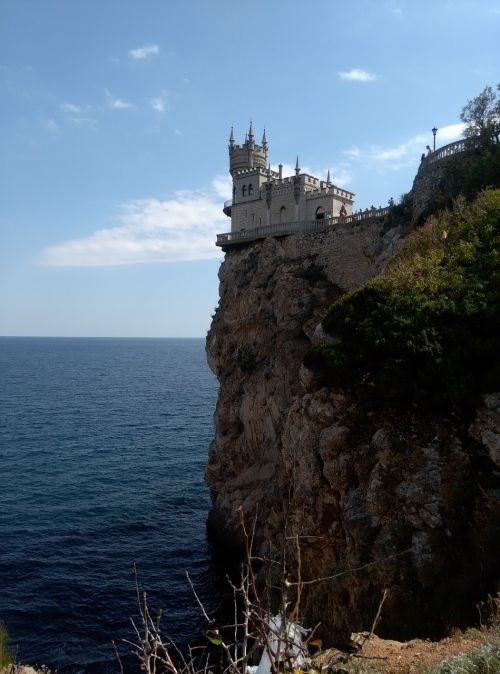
{"left": 0, "top": 337, "right": 225, "bottom": 673}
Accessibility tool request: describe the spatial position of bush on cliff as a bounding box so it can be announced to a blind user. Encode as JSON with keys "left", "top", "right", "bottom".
{"left": 305, "top": 189, "right": 500, "bottom": 408}
{"left": 421, "top": 84, "right": 500, "bottom": 220}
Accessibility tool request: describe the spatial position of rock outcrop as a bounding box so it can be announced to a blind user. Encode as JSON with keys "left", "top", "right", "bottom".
{"left": 206, "top": 220, "right": 500, "bottom": 642}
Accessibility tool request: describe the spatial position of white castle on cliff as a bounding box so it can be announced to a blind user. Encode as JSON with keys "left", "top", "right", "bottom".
{"left": 223, "top": 124, "right": 355, "bottom": 233}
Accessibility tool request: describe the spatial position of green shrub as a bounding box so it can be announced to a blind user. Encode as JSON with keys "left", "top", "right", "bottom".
{"left": 426, "top": 642, "right": 500, "bottom": 674}
{"left": 424, "top": 145, "right": 500, "bottom": 219}
{"left": 309, "top": 189, "right": 500, "bottom": 408}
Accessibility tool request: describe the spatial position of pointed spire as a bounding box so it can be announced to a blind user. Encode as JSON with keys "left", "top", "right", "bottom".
{"left": 229, "top": 126, "right": 235, "bottom": 149}
{"left": 295, "top": 155, "right": 300, "bottom": 175}
{"left": 248, "top": 119, "right": 254, "bottom": 140}
{"left": 326, "top": 169, "right": 331, "bottom": 185}
{"left": 262, "top": 127, "right": 267, "bottom": 145}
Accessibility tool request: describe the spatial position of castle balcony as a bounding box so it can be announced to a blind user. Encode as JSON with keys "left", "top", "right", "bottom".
{"left": 223, "top": 200, "right": 232, "bottom": 217}
{"left": 216, "top": 207, "right": 390, "bottom": 249}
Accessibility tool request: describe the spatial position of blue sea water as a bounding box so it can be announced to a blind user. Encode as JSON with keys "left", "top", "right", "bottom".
{"left": 0, "top": 337, "right": 222, "bottom": 673}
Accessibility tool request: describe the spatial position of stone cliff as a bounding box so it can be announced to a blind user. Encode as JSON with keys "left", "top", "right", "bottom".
{"left": 205, "top": 218, "right": 499, "bottom": 642}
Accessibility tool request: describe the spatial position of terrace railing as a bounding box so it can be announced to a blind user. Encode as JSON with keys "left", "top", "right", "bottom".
{"left": 216, "top": 207, "right": 391, "bottom": 248}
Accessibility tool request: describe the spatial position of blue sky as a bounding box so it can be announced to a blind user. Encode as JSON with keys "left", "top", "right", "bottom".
{"left": 1, "top": 0, "right": 499, "bottom": 337}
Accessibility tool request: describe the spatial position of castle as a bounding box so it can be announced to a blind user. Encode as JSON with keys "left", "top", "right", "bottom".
{"left": 220, "top": 124, "right": 355, "bottom": 239}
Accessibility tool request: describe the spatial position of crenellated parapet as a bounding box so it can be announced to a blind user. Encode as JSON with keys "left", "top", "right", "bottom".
{"left": 229, "top": 123, "right": 268, "bottom": 175}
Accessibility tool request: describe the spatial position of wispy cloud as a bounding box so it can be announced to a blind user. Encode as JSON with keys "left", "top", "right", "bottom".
{"left": 338, "top": 69, "right": 376, "bottom": 82}
{"left": 61, "top": 103, "right": 81, "bottom": 114}
{"left": 211, "top": 175, "right": 232, "bottom": 200}
{"left": 436, "top": 122, "right": 466, "bottom": 143}
{"left": 371, "top": 134, "right": 428, "bottom": 161}
{"left": 39, "top": 184, "right": 228, "bottom": 267}
{"left": 149, "top": 95, "right": 168, "bottom": 113}
{"left": 61, "top": 102, "right": 97, "bottom": 127}
{"left": 129, "top": 44, "right": 160, "bottom": 60}
{"left": 343, "top": 146, "right": 361, "bottom": 159}
{"left": 270, "top": 162, "right": 352, "bottom": 187}
{"left": 328, "top": 166, "right": 353, "bottom": 187}
{"left": 68, "top": 116, "right": 98, "bottom": 128}
{"left": 105, "top": 89, "right": 132, "bottom": 109}
{"left": 40, "top": 118, "right": 59, "bottom": 134}
{"left": 371, "top": 123, "right": 465, "bottom": 163}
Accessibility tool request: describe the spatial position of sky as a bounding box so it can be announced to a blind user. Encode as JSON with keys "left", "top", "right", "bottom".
{"left": 1, "top": 0, "right": 499, "bottom": 337}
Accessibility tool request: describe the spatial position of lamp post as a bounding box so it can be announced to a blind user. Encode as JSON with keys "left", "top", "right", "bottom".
{"left": 432, "top": 126, "right": 438, "bottom": 152}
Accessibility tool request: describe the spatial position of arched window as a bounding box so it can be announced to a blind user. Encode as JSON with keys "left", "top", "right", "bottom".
{"left": 315, "top": 206, "right": 325, "bottom": 220}
{"left": 279, "top": 206, "right": 286, "bottom": 223}
{"left": 242, "top": 185, "right": 247, "bottom": 197}
{"left": 248, "top": 183, "right": 253, "bottom": 195}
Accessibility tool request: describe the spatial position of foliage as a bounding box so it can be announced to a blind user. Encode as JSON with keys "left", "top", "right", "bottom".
{"left": 418, "top": 84, "right": 500, "bottom": 223}
{"left": 307, "top": 190, "right": 500, "bottom": 408}
{"left": 426, "top": 642, "right": 500, "bottom": 674}
{"left": 0, "top": 622, "right": 15, "bottom": 668}
{"left": 425, "top": 146, "right": 500, "bottom": 219}
{"left": 461, "top": 84, "right": 500, "bottom": 147}
{"left": 382, "top": 192, "right": 413, "bottom": 230}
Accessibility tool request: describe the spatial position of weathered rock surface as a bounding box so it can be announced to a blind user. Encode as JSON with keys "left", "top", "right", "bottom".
{"left": 206, "top": 223, "right": 500, "bottom": 642}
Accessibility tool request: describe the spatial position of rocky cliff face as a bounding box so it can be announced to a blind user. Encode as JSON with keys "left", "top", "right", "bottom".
{"left": 206, "top": 220, "right": 500, "bottom": 642}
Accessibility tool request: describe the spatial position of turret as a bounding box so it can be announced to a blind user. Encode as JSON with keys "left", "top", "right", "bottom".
{"left": 228, "top": 125, "right": 269, "bottom": 176}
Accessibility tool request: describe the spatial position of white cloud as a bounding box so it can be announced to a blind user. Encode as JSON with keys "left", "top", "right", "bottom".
{"left": 270, "top": 162, "right": 351, "bottom": 187}
{"left": 371, "top": 123, "right": 465, "bottom": 163}
{"left": 338, "top": 69, "right": 376, "bottom": 82}
{"left": 61, "top": 103, "right": 81, "bottom": 114}
{"left": 67, "top": 116, "right": 98, "bottom": 128}
{"left": 129, "top": 44, "right": 160, "bottom": 60}
{"left": 112, "top": 98, "right": 132, "bottom": 109}
{"left": 271, "top": 162, "right": 312, "bottom": 177}
{"left": 40, "top": 118, "right": 59, "bottom": 134}
{"left": 39, "top": 187, "right": 228, "bottom": 267}
{"left": 343, "top": 146, "right": 361, "bottom": 159}
{"left": 105, "top": 89, "right": 132, "bottom": 109}
{"left": 371, "top": 133, "right": 428, "bottom": 161}
{"left": 212, "top": 175, "right": 232, "bottom": 200}
{"left": 435, "top": 122, "right": 465, "bottom": 143}
{"left": 149, "top": 95, "right": 167, "bottom": 113}
{"left": 61, "top": 102, "right": 97, "bottom": 127}
{"left": 329, "top": 166, "right": 353, "bottom": 187}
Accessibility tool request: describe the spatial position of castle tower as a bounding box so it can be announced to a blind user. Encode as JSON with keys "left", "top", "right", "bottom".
{"left": 228, "top": 124, "right": 268, "bottom": 175}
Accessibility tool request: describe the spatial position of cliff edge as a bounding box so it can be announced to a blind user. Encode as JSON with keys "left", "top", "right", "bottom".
{"left": 206, "top": 212, "right": 499, "bottom": 642}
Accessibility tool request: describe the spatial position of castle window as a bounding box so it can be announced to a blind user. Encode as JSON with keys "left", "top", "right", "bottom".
{"left": 248, "top": 183, "right": 253, "bottom": 195}
{"left": 242, "top": 185, "right": 247, "bottom": 196}
{"left": 315, "top": 206, "right": 325, "bottom": 220}
{"left": 279, "top": 206, "right": 286, "bottom": 223}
